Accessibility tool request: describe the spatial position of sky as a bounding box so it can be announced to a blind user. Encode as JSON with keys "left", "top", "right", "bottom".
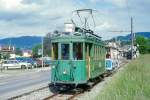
{"left": 0, "top": 0, "right": 149, "bottom": 39}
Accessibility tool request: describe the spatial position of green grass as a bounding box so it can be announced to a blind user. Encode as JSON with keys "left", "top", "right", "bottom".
{"left": 96, "top": 54, "right": 150, "bottom": 100}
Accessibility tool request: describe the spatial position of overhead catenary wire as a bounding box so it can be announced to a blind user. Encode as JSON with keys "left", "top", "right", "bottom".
{"left": 77, "top": 11, "right": 83, "bottom": 25}
{"left": 91, "top": 10, "right": 96, "bottom": 28}
{"left": 72, "top": 0, "right": 134, "bottom": 37}
{"left": 72, "top": 9, "right": 97, "bottom": 30}
{"left": 72, "top": 0, "right": 104, "bottom": 35}
{"left": 70, "top": 0, "right": 91, "bottom": 27}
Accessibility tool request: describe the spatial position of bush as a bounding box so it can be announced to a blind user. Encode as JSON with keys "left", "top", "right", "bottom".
{"left": 136, "top": 36, "right": 150, "bottom": 54}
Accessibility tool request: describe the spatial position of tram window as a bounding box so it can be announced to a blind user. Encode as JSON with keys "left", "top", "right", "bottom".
{"left": 94, "top": 46, "right": 96, "bottom": 60}
{"left": 95, "top": 46, "right": 97, "bottom": 59}
{"left": 73, "top": 43, "right": 83, "bottom": 60}
{"left": 97, "top": 46, "right": 98, "bottom": 58}
{"left": 85, "top": 43, "right": 92, "bottom": 58}
{"left": 53, "top": 43, "right": 58, "bottom": 60}
{"left": 61, "top": 44, "right": 69, "bottom": 60}
{"left": 98, "top": 46, "right": 100, "bottom": 59}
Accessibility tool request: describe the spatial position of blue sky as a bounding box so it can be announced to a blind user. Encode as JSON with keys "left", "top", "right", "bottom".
{"left": 0, "top": 0, "right": 149, "bottom": 39}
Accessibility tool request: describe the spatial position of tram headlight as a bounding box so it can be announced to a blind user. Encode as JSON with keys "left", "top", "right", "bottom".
{"left": 63, "top": 70, "right": 67, "bottom": 74}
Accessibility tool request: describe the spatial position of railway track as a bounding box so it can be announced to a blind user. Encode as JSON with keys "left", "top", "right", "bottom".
{"left": 10, "top": 59, "right": 128, "bottom": 100}
{"left": 43, "top": 89, "right": 84, "bottom": 100}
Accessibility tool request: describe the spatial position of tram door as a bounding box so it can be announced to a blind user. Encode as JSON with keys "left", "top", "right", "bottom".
{"left": 59, "top": 43, "right": 74, "bottom": 81}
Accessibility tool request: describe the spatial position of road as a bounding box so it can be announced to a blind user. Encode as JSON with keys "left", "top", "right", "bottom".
{"left": 0, "top": 69, "right": 51, "bottom": 99}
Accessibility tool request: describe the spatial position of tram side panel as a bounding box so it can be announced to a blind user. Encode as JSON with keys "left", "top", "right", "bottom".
{"left": 88, "top": 44, "right": 106, "bottom": 79}
{"left": 51, "top": 42, "right": 106, "bottom": 85}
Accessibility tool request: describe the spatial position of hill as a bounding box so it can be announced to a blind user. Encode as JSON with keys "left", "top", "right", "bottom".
{"left": 113, "top": 32, "right": 150, "bottom": 41}
{"left": 0, "top": 36, "right": 41, "bottom": 49}
{"left": 0, "top": 32, "right": 149, "bottom": 49}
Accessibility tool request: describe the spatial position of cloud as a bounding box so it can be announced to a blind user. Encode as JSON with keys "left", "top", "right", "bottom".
{"left": 107, "top": 0, "right": 126, "bottom": 7}
{"left": 0, "top": 0, "right": 23, "bottom": 10}
{"left": 21, "top": 0, "right": 45, "bottom": 5}
{"left": 0, "top": 0, "right": 150, "bottom": 39}
{"left": 0, "top": 0, "right": 82, "bottom": 38}
{"left": 89, "top": 0, "right": 126, "bottom": 7}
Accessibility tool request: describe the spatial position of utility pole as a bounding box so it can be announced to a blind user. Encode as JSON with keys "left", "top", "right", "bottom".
{"left": 108, "top": 18, "right": 134, "bottom": 60}
{"left": 42, "top": 36, "right": 44, "bottom": 70}
{"left": 131, "top": 17, "right": 134, "bottom": 59}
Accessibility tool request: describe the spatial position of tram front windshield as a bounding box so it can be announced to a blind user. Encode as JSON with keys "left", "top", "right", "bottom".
{"left": 73, "top": 43, "right": 83, "bottom": 60}
{"left": 61, "top": 44, "right": 69, "bottom": 60}
{"left": 60, "top": 43, "right": 83, "bottom": 60}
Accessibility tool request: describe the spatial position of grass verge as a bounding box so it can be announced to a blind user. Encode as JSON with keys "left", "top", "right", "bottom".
{"left": 96, "top": 54, "right": 150, "bottom": 100}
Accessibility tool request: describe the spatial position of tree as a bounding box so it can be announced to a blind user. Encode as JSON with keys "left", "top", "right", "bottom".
{"left": 147, "top": 39, "right": 150, "bottom": 53}
{"left": 15, "top": 48, "right": 22, "bottom": 56}
{"left": 0, "top": 53, "right": 2, "bottom": 60}
{"left": 2, "top": 53, "right": 10, "bottom": 60}
{"left": 32, "top": 44, "right": 42, "bottom": 58}
{"left": 136, "top": 36, "right": 149, "bottom": 54}
{"left": 43, "top": 38, "right": 51, "bottom": 56}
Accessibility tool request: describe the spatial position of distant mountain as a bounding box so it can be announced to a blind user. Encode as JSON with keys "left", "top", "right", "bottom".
{"left": 0, "top": 32, "right": 149, "bottom": 49}
{"left": 0, "top": 36, "right": 42, "bottom": 49}
{"left": 112, "top": 32, "right": 150, "bottom": 41}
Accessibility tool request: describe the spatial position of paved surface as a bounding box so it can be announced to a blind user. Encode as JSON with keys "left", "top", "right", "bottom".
{"left": 0, "top": 68, "right": 51, "bottom": 99}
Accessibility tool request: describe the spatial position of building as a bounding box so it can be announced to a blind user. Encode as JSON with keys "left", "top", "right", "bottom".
{"left": 0, "top": 45, "right": 15, "bottom": 59}
{"left": 22, "top": 50, "right": 32, "bottom": 57}
{"left": 0, "top": 45, "right": 15, "bottom": 53}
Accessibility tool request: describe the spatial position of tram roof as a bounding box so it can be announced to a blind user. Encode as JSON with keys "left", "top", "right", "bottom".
{"left": 51, "top": 31, "right": 105, "bottom": 45}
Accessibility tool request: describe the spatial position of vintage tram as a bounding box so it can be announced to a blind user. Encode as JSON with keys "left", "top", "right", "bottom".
{"left": 50, "top": 26, "right": 106, "bottom": 86}
{"left": 50, "top": 9, "right": 106, "bottom": 88}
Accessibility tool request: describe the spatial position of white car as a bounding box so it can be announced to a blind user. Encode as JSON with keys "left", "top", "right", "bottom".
{"left": 19, "top": 61, "right": 33, "bottom": 69}
{"left": 2, "top": 60, "right": 33, "bottom": 69}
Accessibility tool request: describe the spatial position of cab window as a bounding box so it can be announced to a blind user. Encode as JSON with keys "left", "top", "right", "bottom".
{"left": 52, "top": 43, "right": 58, "bottom": 60}
{"left": 73, "top": 43, "right": 83, "bottom": 60}
{"left": 61, "top": 44, "right": 69, "bottom": 60}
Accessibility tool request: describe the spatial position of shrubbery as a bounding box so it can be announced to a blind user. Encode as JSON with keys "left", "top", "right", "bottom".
{"left": 136, "top": 36, "right": 150, "bottom": 54}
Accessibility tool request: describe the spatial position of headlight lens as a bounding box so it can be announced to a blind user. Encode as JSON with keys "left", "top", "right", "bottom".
{"left": 63, "top": 70, "right": 67, "bottom": 74}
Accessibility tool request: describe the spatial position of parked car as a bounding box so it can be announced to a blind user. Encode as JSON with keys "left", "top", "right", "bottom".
{"left": 16, "top": 57, "right": 37, "bottom": 68}
{"left": 18, "top": 60, "right": 33, "bottom": 69}
{"left": 45, "top": 60, "right": 53, "bottom": 66}
{"left": 35, "top": 59, "right": 50, "bottom": 67}
{"left": 2, "top": 60, "right": 32, "bottom": 69}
